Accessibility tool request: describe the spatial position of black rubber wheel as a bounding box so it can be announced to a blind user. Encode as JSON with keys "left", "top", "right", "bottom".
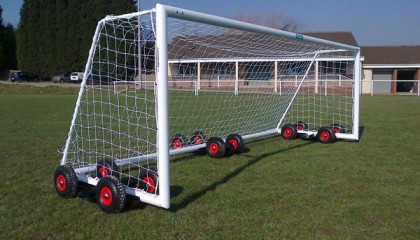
{"left": 96, "top": 176, "right": 126, "bottom": 214}
{"left": 281, "top": 124, "right": 298, "bottom": 140}
{"left": 190, "top": 131, "right": 206, "bottom": 145}
{"left": 138, "top": 167, "right": 159, "bottom": 194}
{"left": 226, "top": 134, "right": 244, "bottom": 153}
{"left": 54, "top": 165, "right": 78, "bottom": 198}
{"left": 171, "top": 134, "right": 188, "bottom": 149}
{"left": 295, "top": 121, "right": 309, "bottom": 131}
{"left": 96, "top": 158, "right": 119, "bottom": 179}
{"left": 206, "top": 137, "right": 226, "bottom": 158}
{"left": 331, "top": 124, "right": 346, "bottom": 133}
{"left": 317, "top": 127, "right": 337, "bottom": 144}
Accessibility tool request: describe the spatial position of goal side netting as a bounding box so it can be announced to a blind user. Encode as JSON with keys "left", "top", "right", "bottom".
{"left": 60, "top": 4, "right": 360, "bottom": 209}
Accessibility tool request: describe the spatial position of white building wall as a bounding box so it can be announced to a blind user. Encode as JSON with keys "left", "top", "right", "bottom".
{"left": 362, "top": 69, "right": 373, "bottom": 94}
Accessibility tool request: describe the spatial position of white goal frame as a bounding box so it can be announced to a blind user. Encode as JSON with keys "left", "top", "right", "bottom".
{"left": 60, "top": 4, "right": 360, "bottom": 210}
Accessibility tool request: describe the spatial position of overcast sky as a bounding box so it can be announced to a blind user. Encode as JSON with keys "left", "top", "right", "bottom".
{"left": 1, "top": 0, "right": 419, "bottom": 46}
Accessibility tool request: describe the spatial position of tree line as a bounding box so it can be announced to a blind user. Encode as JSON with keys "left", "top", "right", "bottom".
{"left": 1, "top": 1, "right": 302, "bottom": 80}
{"left": 0, "top": 5, "right": 17, "bottom": 73}
{"left": 15, "top": 0, "right": 136, "bottom": 79}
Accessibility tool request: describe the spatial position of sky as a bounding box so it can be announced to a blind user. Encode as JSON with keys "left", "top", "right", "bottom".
{"left": 1, "top": 0, "right": 419, "bottom": 46}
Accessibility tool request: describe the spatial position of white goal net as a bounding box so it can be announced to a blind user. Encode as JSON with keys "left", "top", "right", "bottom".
{"left": 57, "top": 4, "right": 360, "bottom": 211}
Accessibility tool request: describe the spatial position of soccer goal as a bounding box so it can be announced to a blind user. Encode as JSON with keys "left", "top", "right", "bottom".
{"left": 54, "top": 4, "right": 361, "bottom": 213}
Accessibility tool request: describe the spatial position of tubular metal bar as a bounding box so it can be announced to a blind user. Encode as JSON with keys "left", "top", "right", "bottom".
{"left": 76, "top": 174, "right": 98, "bottom": 185}
{"left": 76, "top": 174, "right": 168, "bottom": 209}
{"left": 159, "top": 4, "right": 360, "bottom": 52}
{"left": 102, "top": 9, "right": 155, "bottom": 22}
{"left": 73, "top": 145, "right": 205, "bottom": 175}
{"left": 352, "top": 51, "right": 361, "bottom": 140}
{"left": 168, "top": 56, "right": 356, "bottom": 64}
{"left": 292, "top": 130, "right": 359, "bottom": 141}
{"left": 155, "top": 4, "right": 171, "bottom": 209}
{"left": 241, "top": 129, "right": 278, "bottom": 141}
{"left": 74, "top": 129, "right": 281, "bottom": 176}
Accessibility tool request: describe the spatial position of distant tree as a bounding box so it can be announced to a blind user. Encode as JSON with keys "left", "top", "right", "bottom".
{"left": 16, "top": 0, "right": 136, "bottom": 79}
{"left": 232, "top": 10, "right": 303, "bottom": 32}
{"left": 0, "top": 5, "right": 4, "bottom": 71}
{"left": 1, "top": 24, "right": 17, "bottom": 70}
{"left": 41, "top": 0, "right": 56, "bottom": 76}
{"left": 16, "top": 0, "right": 41, "bottom": 75}
{"left": 54, "top": 0, "right": 73, "bottom": 75}
{"left": 0, "top": 5, "right": 17, "bottom": 72}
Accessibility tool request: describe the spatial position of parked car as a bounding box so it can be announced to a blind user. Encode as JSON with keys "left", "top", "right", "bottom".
{"left": 53, "top": 74, "right": 70, "bottom": 83}
{"left": 70, "top": 72, "right": 84, "bottom": 83}
{"left": 9, "top": 71, "right": 39, "bottom": 82}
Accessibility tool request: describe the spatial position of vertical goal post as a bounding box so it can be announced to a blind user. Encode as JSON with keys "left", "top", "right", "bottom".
{"left": 54, "top": 4, "right": 361, "bottom": 212}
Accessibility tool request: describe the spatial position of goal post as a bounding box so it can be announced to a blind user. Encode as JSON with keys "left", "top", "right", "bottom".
{"left": 56, "top": 4, "right": 360, "bottom": 212}
{"left": 155, "top": 4, "right": 170, "bottom": 209}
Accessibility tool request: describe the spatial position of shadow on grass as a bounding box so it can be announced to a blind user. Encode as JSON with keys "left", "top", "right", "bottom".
{"left": 167, "top": 139, "right": 316, "bottom": 212}
{"left": 358, "top": 125, "right": 365, "bottom": 140}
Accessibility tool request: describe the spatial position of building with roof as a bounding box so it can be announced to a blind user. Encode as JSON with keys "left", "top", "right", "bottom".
{"left": 362, "top": 46, "right": 420, "bottom": 94}
{"left": 164, "top": 30, "right": 419, "bottom": 95}
{"left": 303, "top": 32, "right": 420, "bottom": 94}
{"left": 166, "top": 31, "right": 358, "bottom": 92}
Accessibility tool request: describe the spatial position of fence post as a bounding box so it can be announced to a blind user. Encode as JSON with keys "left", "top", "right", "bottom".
{"left": 197, "top": 62, "right": 201, "bottom": 90}
{"left": 371, "top": 80, "right": 374, "bottom": 96}
{"left": 324, "top": 79, "right": 328, "bottom": 96}
{"left": 235, "top": 61, "right": 239, "bottom": 95}
{"left": 418, "top": 80, "right": 420, "bottom": 97}
{"left": 194, "top": 79, "right": 198, "bottom": 96}
{"left": 315, "top": 61, "right": 319, "bottom": 93}
{"left": 274, "top": 61, "right": 278, "bottom": 93}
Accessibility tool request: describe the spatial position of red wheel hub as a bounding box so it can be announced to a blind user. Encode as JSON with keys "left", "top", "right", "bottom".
{"left": 297, "top": 125, "right": 303, "bottom": 130}
{"left": 100, "top": 187, "right": 113, "bottom": 206}
{"left": 209, "top": 142, "right": 219, "bottom": 154}
{"left": 173, "top": 139, "right": 182, "bottom": 149}
{"left": 333, "top": 127, "right": 340, "bottom": 133}
{"left": 143, "top": 176, "right": 156, "bottom": 193}
{"left": 320, "top": 131, "right": 330, "bottom": 141}
{"left": 229, "top": 139, "right": 238, "bottom": 150}
{"left": 56, "top": 175, "right": 66, "bottom": 192}
{"left": 99, "top": 167, "right": 109, "bottom": 177}
{"left": 194, "top": 136, "right": 202, "bottom": 144}
{"left": 283, "top": 128, "right": 293, "bottom": 137}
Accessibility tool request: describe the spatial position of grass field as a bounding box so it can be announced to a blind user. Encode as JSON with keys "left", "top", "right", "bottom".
{"left": 0, "top": 83, "right": 419, "bottom": 239}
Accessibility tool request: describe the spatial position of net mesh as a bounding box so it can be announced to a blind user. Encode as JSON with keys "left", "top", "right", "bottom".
{"left": 284, "top": 60, "right": 355, "bottom": 133}
{"left": 63, "top": 9, "right": 357, "bottom": 194}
